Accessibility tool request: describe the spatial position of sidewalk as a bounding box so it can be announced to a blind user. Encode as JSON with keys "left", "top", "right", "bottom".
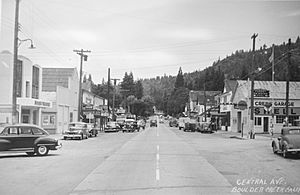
{"left": 214, "top": 130, "right": 271, "bottom": 140}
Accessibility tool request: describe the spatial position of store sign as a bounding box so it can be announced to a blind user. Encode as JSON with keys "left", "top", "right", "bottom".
{"left": 254, "top": 101, "right": 295, "bottom": 107}
{"left": 17, "top": 98, "right": 52, "bottom": 108}
{"left": 254, "top": 89, "right": 270, "bottom": 97}
{"left": 236, "top": 100, "right": 247, "bottom": 110}
{"left": 254, "top": 107, "right": 300, "bottom": 115}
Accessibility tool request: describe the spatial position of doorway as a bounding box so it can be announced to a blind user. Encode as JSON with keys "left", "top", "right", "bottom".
{"left": 237, "top": 112, "right": 242, "bottom": 133}
{"left": 263, "top": 117, "right": 269, "bottom": 133}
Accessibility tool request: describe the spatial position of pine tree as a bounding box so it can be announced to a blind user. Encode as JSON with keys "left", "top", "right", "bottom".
{"left": 174, "top": 67, "right": 184, "bottom": 89}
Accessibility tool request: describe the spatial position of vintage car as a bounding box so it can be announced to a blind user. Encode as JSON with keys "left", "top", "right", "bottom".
{"left": 178, "top": 117, "right": 190, "bottom": 130}
{"left": 122, "top": 119, "right": 139, "bottom": 132}
{"left": 197, "top": 121, "right": 213, "bottom": 133}
{"left": 0, "top": 124, "right": 62, "bottom": 156}
{"left": 169, "top": 118, "right": 178, "bottom": 127}
{"left": 272, "top": 127, "right": 300, "bottom": 158}
{"left": 183, "top": 119, "right": 197, "bottom": 132}
{"left": 63, "top": 122, "right": 89, "bottom": 140}
{"left": 150, "top": 119, "right": 157, "bottom": 127}
{"left": 87, "top": 123, "right": 98, "bottom": 137}
{"left": 137, "top": 119, "right": 146, "bottom": 130}
{"left": 104, "top": 121, "right": 120, "bottom": 133}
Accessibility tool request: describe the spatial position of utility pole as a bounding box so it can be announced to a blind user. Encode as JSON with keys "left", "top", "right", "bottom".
{"left": 107, "top": 68, "right": 110, "bottom": 118}
{"left": 204, "top": 82, "right": 207, "bottom": 122}
{"left": 12, "top": 0, "right": 20, "bottom": 124}
{"left": 250, "top": 33, "right": 258, "bottom": 139}
{"left": 285, "top": 38, "right": 291, "bottom": 125}
{"left": 111, "top": 78, "right": 120, "bottom": 121}
{"left": 73, "top": 49, "right": 91, "bottom": 121}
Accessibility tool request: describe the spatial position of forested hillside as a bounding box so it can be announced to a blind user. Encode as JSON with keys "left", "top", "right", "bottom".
{"left": 141, "top": 37, "right": 300, "bottom": 113}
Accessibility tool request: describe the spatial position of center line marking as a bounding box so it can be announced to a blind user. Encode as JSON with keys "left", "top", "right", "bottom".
{"left": 156, "top": 144, "right": 160, "bottom": 181}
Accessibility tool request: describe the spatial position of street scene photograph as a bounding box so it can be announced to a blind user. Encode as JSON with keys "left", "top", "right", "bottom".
{"left": 1, "top": 0, "right": 300, "bottom": 194}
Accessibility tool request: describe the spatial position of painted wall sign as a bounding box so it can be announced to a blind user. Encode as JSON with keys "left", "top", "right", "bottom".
{"left": 254, "top": 101, "right": 295, "bottom": 107}
{"left": 254, "top": 107, "right": 300, "bottom": 115}
{"left": 254, "top": 89, "right": 270, "bottom": 97}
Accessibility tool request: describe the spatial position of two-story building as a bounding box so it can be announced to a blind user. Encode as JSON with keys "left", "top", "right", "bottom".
{"left": 0, "top": 51, "right": 51, "bottom": 125}
{"left": 41, "top": 68, "right": 79, "bottom": 134}
{"left": 81, "top": 80, "right": 108, "bottom": 130}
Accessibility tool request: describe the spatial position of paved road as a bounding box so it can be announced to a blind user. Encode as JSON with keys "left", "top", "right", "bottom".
{"left": 72, "top": 123, "right": 234, "bottom": 195}
{"left": 1, "top": 123, "right": 300, "bottom": 195}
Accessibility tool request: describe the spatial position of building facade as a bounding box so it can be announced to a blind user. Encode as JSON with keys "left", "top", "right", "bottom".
{"left": 0, "top": 51, "right": 51, "bottom": 125}
{"left": 81, "top": 80, "right": 108, "bottom": 130}
{"left": 219, "top": 80, "right": 300, "bottom": 135}
{"left": 41, "top": 68, "right": 79, "bottom": 134}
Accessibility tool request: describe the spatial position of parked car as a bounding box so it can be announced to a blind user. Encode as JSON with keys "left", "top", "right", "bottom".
{"left": 197, "top": 121, "right": 213, "bottom": 133}
{"left": 178, "top": 117, "right": 190, "bottom": 130}
{"left": 169, "top": 118, "right": 178, "bottom": 127}
{"left": 87, "top": 123, "right": 98, "bottom": 137}
{"left": 272, "top": 127, "right": 300, "bottom": 158}
{"left": 123, "top": 119, "right": 139, "bottom": 132}
{"left": 104, "top": 121, "right": 120, "bottom": 133}
{"left": 137, "top": 119, "right": 146, "bottom": 130}
{"left": 0, "top": 124, "right": 62, "bottom": 156}
{"left": 63, "top": 122, "right": 89, "bottom": 140}
{"left": 184, "top": 119, "right": 197, "bottom": 132}
{"left": 150, "top": 119, "right": 157, "bottom": 127}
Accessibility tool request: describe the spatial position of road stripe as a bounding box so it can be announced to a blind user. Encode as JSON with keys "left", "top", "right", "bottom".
{"left": 156, "top": 144, "right": 160, "bottom": 181}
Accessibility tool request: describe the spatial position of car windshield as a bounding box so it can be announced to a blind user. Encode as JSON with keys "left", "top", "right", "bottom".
{"left": 288, "top": 129, "right": 300, "bottom": 134}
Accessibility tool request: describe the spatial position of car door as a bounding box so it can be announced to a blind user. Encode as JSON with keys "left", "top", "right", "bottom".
{"left": 16, "top": 126, "right": 36, "bottom": 150}
{"left": 2, "top": 127, "right": 20, "bottom": 151}
{"left": 0, "top": 127, "right": 13, "bottom": 151}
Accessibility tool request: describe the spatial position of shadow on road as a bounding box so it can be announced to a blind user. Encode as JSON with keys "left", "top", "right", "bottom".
{"left": 0, "top": 153, "right": 60, "bottom": 159}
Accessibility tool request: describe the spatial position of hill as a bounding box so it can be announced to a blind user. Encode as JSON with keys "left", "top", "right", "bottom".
{"left": 141, "top": 37, "right": 300, "bottom": 113}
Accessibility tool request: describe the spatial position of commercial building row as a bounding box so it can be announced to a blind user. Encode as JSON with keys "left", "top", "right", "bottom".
{"left": 0, "top": 51, "right": 108, "bottom": 134}
{"left": 188, "top": 79, "right": 300, "bottom": 135}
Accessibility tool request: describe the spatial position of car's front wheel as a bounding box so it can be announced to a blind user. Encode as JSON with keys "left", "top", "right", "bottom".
{"left": 272, "top": 143, "right": 277, "bottom": 154}
{"left": 36, "top": 145, "right": 49, "bottom": 156}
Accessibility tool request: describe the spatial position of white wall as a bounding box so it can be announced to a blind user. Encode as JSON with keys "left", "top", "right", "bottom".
{"left": 0, "top": 0, "right": 14, "bottom": 53}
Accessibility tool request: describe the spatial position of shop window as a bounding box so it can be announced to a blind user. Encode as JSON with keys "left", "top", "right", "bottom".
{"left": 16, "top": 60, "right": 23, "bottom": 97}
{"left": 70, "top": 112, "right": 73, "bottom": 122}
{"left": 255, "top": 117, "right": 262, "bottom": 126}
{"left": 276, "top": 115, "right": 285, "bottom": 124}
{"left": 32, "top": 66, "right": 39, "bottom": 99}
{"left": 26, "top": 81, "right": 30, "bottom": 97}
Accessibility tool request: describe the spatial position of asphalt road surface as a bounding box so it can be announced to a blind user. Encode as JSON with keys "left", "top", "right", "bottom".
{"left": 1, "top": 122, "right": 300, "bottom": 195}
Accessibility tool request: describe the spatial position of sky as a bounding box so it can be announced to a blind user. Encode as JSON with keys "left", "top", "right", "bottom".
{"left": 1, "top": 0, "right": 300, "bottom": 84}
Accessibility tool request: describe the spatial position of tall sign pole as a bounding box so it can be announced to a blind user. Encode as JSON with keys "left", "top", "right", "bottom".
{"left": 12, "top": 0, "right": 20, "bottom": 124}
{"left": 111, "top": 78, "right": 120, "bottom": 121}
{"left": 73, "top": 49, "right": 91, "bottom": 121}
{"left": 250, "top": 33, "right": 258, "bottom": 139}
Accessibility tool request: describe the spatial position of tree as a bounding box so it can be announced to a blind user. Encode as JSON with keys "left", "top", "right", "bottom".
{"left": 88, "top": 74, "right": 92, "bottom": 82}
{"left": 120, "top": 72, "right": 135, "bottom": 98}
{"left": 174, "top": 67, "right": 184, "bottom": 89}
{"left": 135, "top": 80, "right": 143, "bottom": 99}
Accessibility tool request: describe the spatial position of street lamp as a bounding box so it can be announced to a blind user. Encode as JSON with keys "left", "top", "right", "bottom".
{"left": 12, "top": 0, "right": 36, "bottom": 124}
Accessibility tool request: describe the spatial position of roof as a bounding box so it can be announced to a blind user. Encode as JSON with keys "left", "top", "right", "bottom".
{"left": 236, "top": 80, "right": 300, "bottom": 100}
{"left": 42, "top": 68, "right": 77, "bottom": 92}
{"left": 224, "top": 80, "right": 237, "bottom": 93}
{"left": 190, "top": 90, "right": 221, "bottom": 105}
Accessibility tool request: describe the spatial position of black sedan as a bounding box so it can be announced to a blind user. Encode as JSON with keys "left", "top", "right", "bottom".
{"left": 272, "top": 127, "right": 300, "bottom": 158}
{"left": 0, "top": 124, "right": 62, "bottom": 156}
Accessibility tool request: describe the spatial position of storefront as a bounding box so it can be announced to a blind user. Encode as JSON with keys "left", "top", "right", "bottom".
{"left": 17, "top": 98, "right": 52, "bottom": 125}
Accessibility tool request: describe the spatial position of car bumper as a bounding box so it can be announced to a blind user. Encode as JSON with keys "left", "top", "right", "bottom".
{"left": 63, "top": 134, "right": 82, "bottom": 139}
{"left": 287, "top": 148, "right": 300, "bottom": 152}
{"left": 55, "top": 143, "right": 62, "bottom": 150}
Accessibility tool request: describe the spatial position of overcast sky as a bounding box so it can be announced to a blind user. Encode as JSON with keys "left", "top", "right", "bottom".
{"left": 2, "top": 0, "right": 300, "bottom": 83}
